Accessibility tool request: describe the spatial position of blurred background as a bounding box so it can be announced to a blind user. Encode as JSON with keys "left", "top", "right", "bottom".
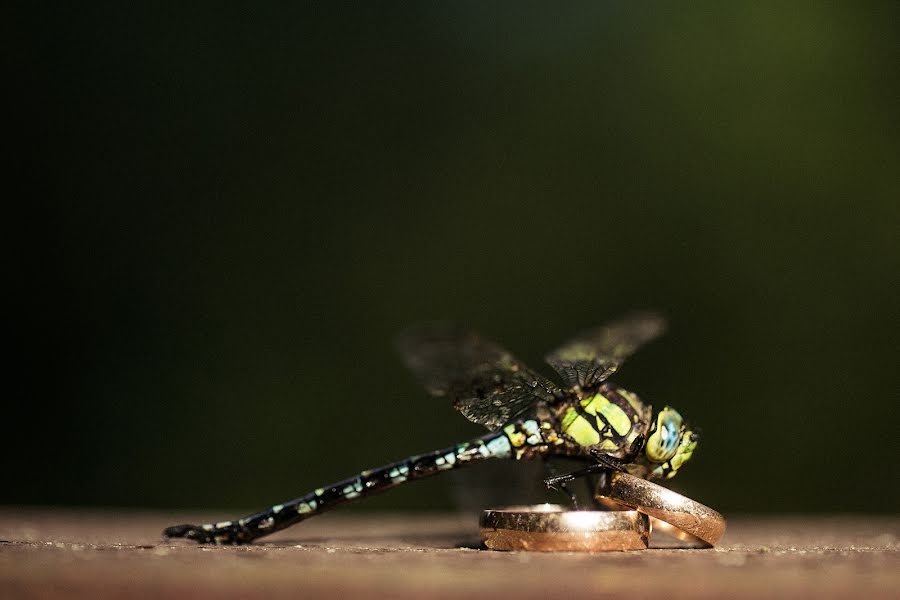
{"left": 12, "top": 3, "right": 898, "bottom": 514}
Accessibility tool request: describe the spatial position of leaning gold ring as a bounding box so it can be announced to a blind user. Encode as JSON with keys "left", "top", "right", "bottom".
{"left": 480, "top": 504, "right": 649, "bottom": 552}
{"left": 595, "top": 471, "right": 726, "bottom": 546}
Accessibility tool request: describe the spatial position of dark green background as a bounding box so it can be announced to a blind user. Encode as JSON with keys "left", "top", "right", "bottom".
{"left": 13, "top": 3, "right": 899, "bottom": 513}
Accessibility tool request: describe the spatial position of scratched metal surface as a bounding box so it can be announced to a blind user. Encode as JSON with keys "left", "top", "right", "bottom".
{"left": 1, "top": 509, "right": 897, "bottom": 599}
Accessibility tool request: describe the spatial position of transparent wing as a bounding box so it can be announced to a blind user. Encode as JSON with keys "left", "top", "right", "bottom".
{"left": 545, "top": 312, "right": 667, "bottom": 392}
{"left": 396, "top": 323, "right": 564, "bottom": 431}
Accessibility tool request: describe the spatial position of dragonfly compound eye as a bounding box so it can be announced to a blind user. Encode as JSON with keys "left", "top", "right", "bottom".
{"left": 645, "top": 406, "right": 684, "bottom": 463}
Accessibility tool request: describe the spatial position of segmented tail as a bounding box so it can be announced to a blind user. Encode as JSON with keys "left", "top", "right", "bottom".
{"left": 163, "top": 432, "right": 513, "bottom": 545}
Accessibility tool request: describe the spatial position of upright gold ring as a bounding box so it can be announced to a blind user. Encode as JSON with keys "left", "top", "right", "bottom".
{"left": 480, "top": 504, "right": 650, "bottom": 552}
{"left": 595, "top": 471, "right": 726, "bottom": 546}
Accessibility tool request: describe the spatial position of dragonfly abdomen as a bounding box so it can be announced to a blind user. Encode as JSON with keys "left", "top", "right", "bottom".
{"left": 164, "top": 431, "right": 516, "bottom": 544}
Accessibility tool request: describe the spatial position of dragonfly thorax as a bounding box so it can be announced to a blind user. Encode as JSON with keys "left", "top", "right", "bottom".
{"left": 559, "top": 383, "right": 652, "bottom": 458}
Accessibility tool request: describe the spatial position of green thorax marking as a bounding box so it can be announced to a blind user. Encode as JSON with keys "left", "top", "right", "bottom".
{"left": 560, "top": 385, "right": 650, "bottom": 455}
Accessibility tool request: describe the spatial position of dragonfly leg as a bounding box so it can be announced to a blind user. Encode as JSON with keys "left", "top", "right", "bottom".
{"left": 543, "top": 463, "right": 608, "bottom": 492}
{"left": 589, "top": 449, "right": 629, "bottom": 471}
{"left": 544, "top": 435, "right": 647, "bottom": 491}
{"left": 626, "top": 433, "right": 646, "bottom": 461}
{"left": 583, "top": 472, "right": 600, "bottom": 505}
{"left": 588, "top": 433, "right": 647, "bottom": 472}
{"left": 542, "top": 458, "right": 579, "bottom": 509}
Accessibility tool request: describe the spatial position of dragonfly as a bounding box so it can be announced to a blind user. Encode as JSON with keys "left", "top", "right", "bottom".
{"left": 164, "top": 312, "right": 699, "bottom": 545}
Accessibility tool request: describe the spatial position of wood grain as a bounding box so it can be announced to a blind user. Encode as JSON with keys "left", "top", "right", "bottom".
{"left": 1, "top": 509, "right": 897, "bottom": 599}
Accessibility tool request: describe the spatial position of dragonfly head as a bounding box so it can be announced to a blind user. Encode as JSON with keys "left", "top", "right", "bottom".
{"left": 643, "top": 406, "right": 698, "bottom": 480}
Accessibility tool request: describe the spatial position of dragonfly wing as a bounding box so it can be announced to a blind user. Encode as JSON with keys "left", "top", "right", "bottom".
{"left": 397, "top": 323, "right": 563, "bottom": 431}
{"left": 545, "top": 312, "right": 667, "bottom": 392}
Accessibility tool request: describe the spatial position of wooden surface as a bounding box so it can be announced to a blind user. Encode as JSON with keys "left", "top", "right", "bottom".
{"left": 1, "top": 509, "right": 897, "bottom": 599}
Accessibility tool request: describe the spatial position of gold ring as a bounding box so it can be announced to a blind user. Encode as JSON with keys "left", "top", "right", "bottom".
{"left": 595, "top": 471, "right": 726, "bottom": 546}
{"left": 591, "top": 495, "right": 712, "bottom": 548}
{"left": 480, "top": 504, "right": 650, "bottom": 552}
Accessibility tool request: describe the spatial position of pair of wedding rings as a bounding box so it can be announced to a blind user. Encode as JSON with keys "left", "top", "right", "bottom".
{"left": 480, "top": 471, "right": 725, "bottom": 552}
